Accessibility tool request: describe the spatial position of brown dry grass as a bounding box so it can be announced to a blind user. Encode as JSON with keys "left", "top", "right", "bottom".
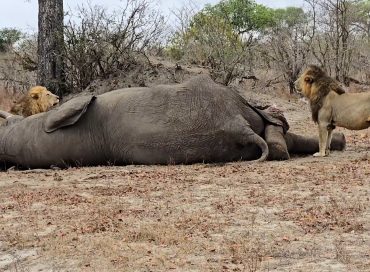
{"left": 0, "top": 88, "right": 369, "bottom": 272}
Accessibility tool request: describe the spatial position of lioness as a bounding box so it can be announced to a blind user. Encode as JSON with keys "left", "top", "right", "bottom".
{"left": 295, "top": 65, "right": 370, "bottom": 157}
{"left": 11, "top": 86, "right": 59, "bottom": 117}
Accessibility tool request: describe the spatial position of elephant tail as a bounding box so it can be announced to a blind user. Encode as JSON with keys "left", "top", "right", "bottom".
{"left": 253, "top": 133, "right": 269, "bottom": 162}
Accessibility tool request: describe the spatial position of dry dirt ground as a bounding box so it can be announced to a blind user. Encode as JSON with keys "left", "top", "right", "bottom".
{"left": 0, "top": 89, "right": 369, "bottom": 272}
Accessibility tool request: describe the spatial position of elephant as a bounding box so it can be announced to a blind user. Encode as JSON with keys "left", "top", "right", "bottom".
{"left": 0, "top": 75, "right": 345, "bottom": 169}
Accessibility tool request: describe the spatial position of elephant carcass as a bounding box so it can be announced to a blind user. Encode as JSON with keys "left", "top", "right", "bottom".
{"left": 0, "top": 75, "right": 345, "bottom": 169}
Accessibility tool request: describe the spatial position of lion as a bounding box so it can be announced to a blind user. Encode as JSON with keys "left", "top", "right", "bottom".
{"left": 295, "top": 65, "right": 370, "bottom": 157}
{"left": 10, "top": 86, "right": 59, "bottom": 117}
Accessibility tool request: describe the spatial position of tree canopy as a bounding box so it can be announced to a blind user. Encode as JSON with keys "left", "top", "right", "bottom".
{"left": 0, "top": 28, "right": 22, "bottom": 52}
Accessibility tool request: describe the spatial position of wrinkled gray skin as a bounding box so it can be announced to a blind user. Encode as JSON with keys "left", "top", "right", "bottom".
{"left": 0, "top": 75, "right": 345, "bottom": 169}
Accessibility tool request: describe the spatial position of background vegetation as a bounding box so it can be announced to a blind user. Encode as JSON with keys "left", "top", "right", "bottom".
{"left": 0, "top": 0, "right": 369, "bottom": 97}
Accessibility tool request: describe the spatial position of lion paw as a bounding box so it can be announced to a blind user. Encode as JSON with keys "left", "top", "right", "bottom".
{"left": 313, "top": 152, "right": 327, "bottom": 157}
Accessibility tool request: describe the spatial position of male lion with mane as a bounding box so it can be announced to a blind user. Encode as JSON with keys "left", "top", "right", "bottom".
{"left": 295, "top": 65, "right": 370, "bottom": 157}
{"left": 10, "top": 86, "right": 59, "bottom": 117}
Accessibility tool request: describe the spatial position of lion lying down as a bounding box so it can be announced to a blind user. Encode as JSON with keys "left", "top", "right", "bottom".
{"left": 10, "top": 86, "right": 59, "bottom": 117}
{"left": 295, "top": 65, "right": 370, "bottom": 157}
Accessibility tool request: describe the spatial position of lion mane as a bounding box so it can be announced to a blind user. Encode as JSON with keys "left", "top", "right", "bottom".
{"left": 297, "top": 65, "right": 345, "bottom": 123}
{"left": 10, "top": 86, "right": 59, "bottom": 117}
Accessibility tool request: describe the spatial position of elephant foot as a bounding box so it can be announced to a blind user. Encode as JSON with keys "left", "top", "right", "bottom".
{"left": 264, "top": 125, "right": 290, "bottom": 161}
{"left": 267, "top": 142, "right": 290, "bottom": 160}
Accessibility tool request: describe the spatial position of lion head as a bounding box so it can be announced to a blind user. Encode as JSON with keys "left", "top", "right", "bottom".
{"left": 10, "top": 86, "right": 60, "bottom": 117}
{"left": 295, "top": 65, "right": 345, "bottom": 122}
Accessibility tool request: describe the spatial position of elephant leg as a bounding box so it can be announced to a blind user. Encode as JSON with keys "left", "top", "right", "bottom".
{"left": 284, "top": 132, "right": 346, "bottom": 155}
{"left": 225, "top": 115, "right": 269, "bottom": 162}
{"left": 264, "top": 124, "right": 290, "bottom": 160}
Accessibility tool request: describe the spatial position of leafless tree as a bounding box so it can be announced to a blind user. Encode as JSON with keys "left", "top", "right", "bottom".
{"left": 170, "top": 0, "right": 198, "bottom": 37}
{"left": 309, "top": 0, "right": 361, "bottom": 85}
{"left": 262, "top": 7, "right": 315, "bottom": 93}
{"left": 63, "top": 0, "right": 165, "bottom": 91}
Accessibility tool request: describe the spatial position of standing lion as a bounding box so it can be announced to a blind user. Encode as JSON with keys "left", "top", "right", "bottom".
{"left": 295, "top": 65, "right": 370, "bottom": 157}
{"left": 10, "top": 86, "right": 59, "bottom": 117}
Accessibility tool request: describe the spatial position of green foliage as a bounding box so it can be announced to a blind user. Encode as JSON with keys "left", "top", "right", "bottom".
{"left": 359, "top": 0, "right": 370, "bottom": 8}
{"left": 179, "top": 9, "right": 246, "bottom": 84}
{"left": 0, "top": 28, "right": 23, "bottom": 52}
{"left": 167, "top": 0, "right": 277, "bottom": 84}
{"left": 167, "top": 33, "right": 185, "bottom": 61}
{"left": 356, "top": 0, "right": 370, "bottom": 27}
{"left": 187, "top": 10, "right": 239, "bottom": 46}
{"left": 205, "top": 0, "right": 275, "bottom": 33}
{"left": 252, "top": 4, "right": 276, "bottom": 30}
{"left": 272, "top": 7, "right": 306, "bottom": 29}
{"left": 209, "top": 0, "right": 256, "bottom": 33}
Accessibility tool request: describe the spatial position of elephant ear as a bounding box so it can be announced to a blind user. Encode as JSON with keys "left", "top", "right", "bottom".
{"left": 44, "top": 95, "right": 96, "bottom": 133}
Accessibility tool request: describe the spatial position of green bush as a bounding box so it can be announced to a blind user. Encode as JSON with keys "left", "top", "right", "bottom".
{"left": 0, "top": 28, "right": 22, "bottom": 53}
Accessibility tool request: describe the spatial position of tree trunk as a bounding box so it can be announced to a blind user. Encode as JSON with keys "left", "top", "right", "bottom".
{"left": 37, "top": 0, "right": 65, "bottom": 96}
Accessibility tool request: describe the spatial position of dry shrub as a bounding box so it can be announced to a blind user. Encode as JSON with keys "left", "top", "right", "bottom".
{"left": 0, "top": 33, "right": 37, "bottom": 91}
{"left": 127, "top": 222, "right": 187, "bottom": 245}
{"left": 334, "top": 238, "right": 351, "bottom": 264}
{"left": 1, "top": 0, "right": 166, "bottom": 98}
{"left": 64, "top": 0, "right": 165, "bottom": 92}
{"left": 0, "top": 51, "right": 36, "bottom": 105}
{"left": 0, "top": 40, "right": 37, "bottom": 111}
{"left": 227, "top": 237, "right": 264, "bottom": 272}
{"left": 282, "top": 197, "right": 365, "bottom": 234}
{"left": 0, "top": 85, "right": 14, "bottom": 111}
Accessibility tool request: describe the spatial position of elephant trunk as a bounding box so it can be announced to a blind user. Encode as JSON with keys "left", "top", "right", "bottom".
{"left": 284, "top": 132, "right": 346, "bottom": 154}
{"left": 329, "top": 133, "right": 346, "bottom": 151}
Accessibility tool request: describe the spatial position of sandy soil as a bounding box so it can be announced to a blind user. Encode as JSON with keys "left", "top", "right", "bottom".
{"left": 0, "top": 89, "right": 369, "bottom": 272}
